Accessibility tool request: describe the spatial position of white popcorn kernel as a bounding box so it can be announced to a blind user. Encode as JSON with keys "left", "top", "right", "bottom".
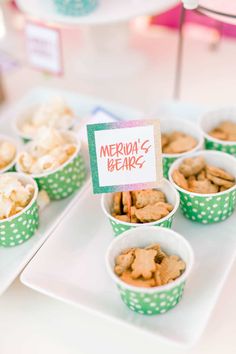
{"left": 18, "top": 129, "right": 77, "bottom": 174}
{"left": 20, "top": 97, "right": 74, "bottom": 137}
{"left": 0, "top": 175, "right": 34, "bottom": 220}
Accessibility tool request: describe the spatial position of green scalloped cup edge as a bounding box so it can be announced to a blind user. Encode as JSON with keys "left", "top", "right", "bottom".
{"left": 16, "top": 132, "right": 87, "bottom": 200}
{"left": 101, "top": 179, "right": 180, "bottom": 236}
{"left": 168, "top": 150, "right": 236, "bottom": 224}
{"left": 105, "top": 226, "right": 194, "bottom": 315}
{"left": 0, "top": 172, "right": 39, "bottom": 247}
{"left": 54, "top": 0, "right": 98, "bottom": 16}
{"left": 199, "top": 107, "right": 236, "bottom": 157}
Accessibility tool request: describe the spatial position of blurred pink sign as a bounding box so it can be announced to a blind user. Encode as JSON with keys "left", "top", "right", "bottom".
{"left": 25, "top": 21, "right": 63, "bottom": 75}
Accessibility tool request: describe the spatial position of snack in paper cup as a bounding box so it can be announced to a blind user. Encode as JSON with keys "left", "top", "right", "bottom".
{"left": 16, "top": 129, "right": 86, "bottom": 200}
{"left": 54, "top": 0, "right": 98, "bottom": 16}
{"left": 101, "top": 179, "right": 179, "bottom": 237}
{"left": 0, "top": 172, "right": 39, "bottom": 247}
{"left": 160, "top": 118, "right": 204, "bottom": 178}
{"left": 13, "top": 97, "right": 76, "bottom": 142}
{"left": 106, "top": 226, "right": 194, "bottom": 315}
{"left": 0, "top": 134, "right": 17, "bottom": 173}
{"left": 199, "top": 107, "right": 236, "bottom": 157}
{"left": 169, "top": 150, "right": 236, "bottom": 224}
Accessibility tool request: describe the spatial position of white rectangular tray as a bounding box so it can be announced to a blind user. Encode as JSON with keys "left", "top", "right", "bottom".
{"left": 0, "top": 87, "right": 141, "bottom": 295}
{"left": 20, "top": 101, "right": 236, "bottom": 347}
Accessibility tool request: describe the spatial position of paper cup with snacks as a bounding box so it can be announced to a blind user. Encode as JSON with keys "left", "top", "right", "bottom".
{"left": 199, "top": 107, "right": 236, "bottom": 157}
{"left": 169, "top": 150, "right": 236, "bottom": 224}
{"left": 16, "top": 129, "right": 87, "bottom": 200}
{"left": 54, "top": 0, "right": 98, "bottom": 16}
{"left": 0, "top": 134, "right": 17, "bottom": 173}
{"left": 13, "top": 97, "right": 76, "bottom": 143}
{"left": 101, "top": 179, "right": 180, "bottom": 237}
{"left": 160, "top": 118, "right": 204, "bottom": 178}
{"left": 0, "top": 173, "right": 39, "bottom": 247}
{"left": 106, "top": 226, "right": 194, "bottom": 315}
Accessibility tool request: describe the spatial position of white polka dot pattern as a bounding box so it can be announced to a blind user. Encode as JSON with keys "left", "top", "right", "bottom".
{"left": 117, "top": 282, "right": 185, "bottom": 315}
{"left": 179, "top": 189, "right": 236, "bottom": 223}
{"left": 205, "top": 139, "right": 236, "bottom": 157}
{"left": 35, "top": 154, "right": 87, "bottom": 200}
{"left": 0, "top": 201, "right": 39, "bottom": 247}
{"left": 109, "top": 216, "right": 173, "bottom": 236}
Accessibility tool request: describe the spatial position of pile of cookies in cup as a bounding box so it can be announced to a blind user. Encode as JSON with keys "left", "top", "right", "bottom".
{"left": 103, "top": 110, "right": 236, "bottom": 316}
{"left": 0, "top": 97, "right": 86, "bottom": 247}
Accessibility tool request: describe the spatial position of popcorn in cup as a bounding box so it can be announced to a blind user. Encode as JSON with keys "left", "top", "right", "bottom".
{"left": 105, "top": 226, "right": 194, "bottom": 315}
{"left": 101, "top": 179, "right": 180, "bottom": 237}
{"left": 16, "top": 129, "right": 87, "bottom": 200}
{"left": 160, "top": 118, "right": 204, "bottom": 178}
{"left": 199, "top": 107, "right": 236, "bottom": 157}
{"left": 169, "top": 150, "right": 236, "bottom": 224}
{"left": 13, "top": 97, "right": 76, "bottom": 143}
{"left": 0, "top": 134, "right": 17, "bottom": 173}
{"left": 0, "top": 173, "right": 39, "bottom": 247}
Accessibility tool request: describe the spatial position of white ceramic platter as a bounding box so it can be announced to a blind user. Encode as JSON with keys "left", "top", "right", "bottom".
{"left": 0, "top": 87, "right": 141, "bottom": 295}
{"left": 20, "top": 101, "right": 236, "bottom": 346}
{"left": 16, "top": 0, "right": 178, "bottom": 26}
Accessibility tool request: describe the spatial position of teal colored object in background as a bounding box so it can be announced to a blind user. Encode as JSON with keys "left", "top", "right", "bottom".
{"left": 54, "top": 0, "right": 98, "bottom": 16}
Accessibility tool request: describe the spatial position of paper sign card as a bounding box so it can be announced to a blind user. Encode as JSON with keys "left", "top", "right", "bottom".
{"left": 77, "top": 107, "right": 119, "bottom": 146}
{"left": 87, "top": 120, "right": 163, "bottom": 194}
{"left": 25, "top": 21, "right": 63, "bottom": 75}
{"left": 91, "top": 107, "right": 122, "bottom": 122}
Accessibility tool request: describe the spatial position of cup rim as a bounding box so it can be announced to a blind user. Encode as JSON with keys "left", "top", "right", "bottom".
{"left": 105, "top": 226, "right": 194, "bottom": 293}
{"left": 199, "top": 107, "right": 236, "bottom": 146}
{"left": 16, "top": 130, "right": 81, "bottom": 178}
{"left": 0, "top": 134, "right": 18, "bottom": 173}
{"left": 168, "top": 149, "right": 236, "bottom": 198}
{"left": 13, "top": 103, "right": 76, "bottom": 140}
{"left": 101, "top": 179, "right": 180, "bottom": 227}
{"left": 160, "top": 117, "right": 204, "bottom": 158}
{"left": 0, "top": 172, "right": 39, "bottom": 224}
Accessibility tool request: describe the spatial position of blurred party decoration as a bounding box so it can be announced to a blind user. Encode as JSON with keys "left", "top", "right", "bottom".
{"left": 53, "top": 0, "right": 98, "bottom": 17}
{"left": 25, "top": 21, "right": 63, "bottom": 75}
{"left": 174, "top": 0, "right": 236, "bottom": 99}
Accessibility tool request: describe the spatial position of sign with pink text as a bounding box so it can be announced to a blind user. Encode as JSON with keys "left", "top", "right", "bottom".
{"left": 25, "top": 21, "right": 63, "bottom": 75}
{"left": 87, "top": 120, "right": 163, "bottom": 193}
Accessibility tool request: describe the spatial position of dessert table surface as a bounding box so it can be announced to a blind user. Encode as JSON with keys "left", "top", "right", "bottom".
{"left": 0, "top": 25, "right": 236, "bottom": 354}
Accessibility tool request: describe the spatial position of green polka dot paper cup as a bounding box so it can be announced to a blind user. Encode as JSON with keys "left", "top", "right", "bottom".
{"left": 0, "top": 173, "right": 39, "bottom": 247}
{"left": 101, "top": 179, "right": 180, "bottom": 237}
{"left": 169, "top": 150, "right": 236, "bottom": 224}
{"left": 54, "top": 0, "right": 98, "bottom": 16}
{"left": 161, "top": 118, "right": 204, "bottom": 178}
{"left": 199, "top": 107, "right": 236, "bottom": 157}
{"left": 0, "top": 134, "right": 18, "bottom": 173}
{"left": 106, "top": 226, "right": 194, "bottom": 316}
{"left": 16, "top": 132, "right": 87, "bottom": 200}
